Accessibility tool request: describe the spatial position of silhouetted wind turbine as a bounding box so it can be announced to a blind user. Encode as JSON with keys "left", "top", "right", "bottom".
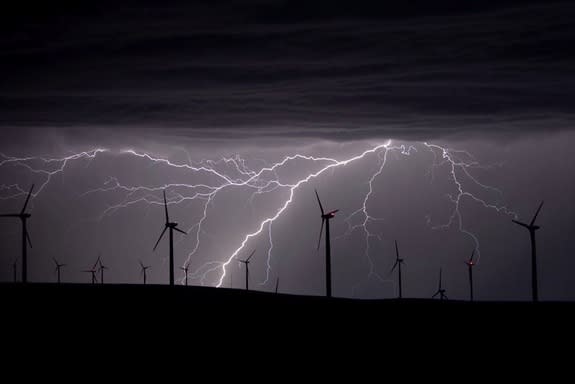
{"left": 180, "top": 263, "right": 190, "bottom": 286}
{"left": 512, "top": 201, "right": 544, "bottom": 302}
{"left": 83, "top": 268, "right": 98, "bottom": 284}
{"left": 139, "top": 260, "right": 151, "bottom": 285}
{"left": 390, "top": 240, "right": 404, "bottom": 299}
{"left": 432, "top": 268, "right": 448, "bottom": 300}
{"left": 315, "top": 189, "right": 339, "bottom": 298}
{"left": 275, "top": 277, "right": 280, "bottom": 294}
{"left": 0, "top": 185, "right": 34, "bottom": 283}
{"left": 12, "top": 260, "right": 17, "bottom": 282}
{"left": 153, "top": 190, "right": 187, "bottom": 286}
{"left": 465, "top": 250, "right": 476, "bottom": 302}
{"left": 53, "top": 258, "right": 66, "bottom": 284}
{"left": 237, "top": 250, "right": 256, "bottom": 291}
{"left": 96, "top": 255, "right": 108, "bottom": 285}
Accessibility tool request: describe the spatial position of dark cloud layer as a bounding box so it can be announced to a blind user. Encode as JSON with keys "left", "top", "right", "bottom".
{"left": 1, "top": 1, "right": 574, "bottom": 144}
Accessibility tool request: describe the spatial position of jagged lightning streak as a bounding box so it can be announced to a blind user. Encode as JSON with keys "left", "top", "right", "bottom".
{"left": 423, "top": 143, "right": 518, "bottom": 264}
{"left": 0, "top": 141, "right": 518, "bottom": 295}
{"left": 0, "top": 149, "right": 107, "bottom": 199}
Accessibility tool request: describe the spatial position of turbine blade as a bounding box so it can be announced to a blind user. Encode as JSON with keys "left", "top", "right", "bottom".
{"left": 314, "top": 189, "right": 325, "bottom": 215}
{"left": 317, "top": 219, "right": 325, "bottom": 250}
{"left": 174, "top": 227, "right": 187, "bottom": 235}
{"left": 139, "top": 260, "right": 144, "bottom": 268}
{"left": 512, "top": 220, "right": 530, "bottom": 229}
{"left": 432, "top": 291, "right": 440, "bottom": 298}
{"left": 25, "top": 230, "right": 32, "bottom": 249}
{"left": 163, "top": 190, "right": 169, "bottom": 224}
{"left": 20, "top": 184, "right": 35, "bottom": 214}
{"left": 326, "top": 209, "right": 339, "bottom": 216}
{"left": 246, "top": 249, "right": 256, "bottom": 262}
{"left": 153, "top": 226, "right": 168, "bottom": 251}
{"left": 530, "top": 201, "right": 544, "bottom": 226}
{"left": 93, "top": 254, "right": 101, "bottom": 269}
{"left": 390, "top": 260, "right": 399, "bottom": 274}
{"left": 395, "top": 240, "right": 400, "bottom": 261}
{"left": 469, "top": 249, "right": 475, "bottom": 263}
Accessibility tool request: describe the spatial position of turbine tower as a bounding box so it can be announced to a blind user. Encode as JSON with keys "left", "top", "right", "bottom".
{"left": 315, "top": 189, "right": 339, "bottom": 298}
{"left": 53, "top": 258, "right": 66, "bottom": 284}
{"left": 139, "top": 260, "right": 151, "bottom": 285}
{"left": 153, "top": 190, "right": 187, "bottom": 286}
{"left": 83, "top": 268, "right": 98, "bottom": 284}
{"left": 0, "top": 185, "right": 34, "bottom": 283}
{"left": 512, "top": 201, "right": 544, "bottom": 302}
{"left": 432, "top": 268, "right": 448, "bottom": 300}
{"left": 391, "top": 240, "right": 404, "bottom": 299}
{"left": 96, "top": 255, "right": 108, "bottom": 285}
{"left": 237, "top": 250, "right": 255, "bottom": 291}
{"left": 179, "top": 263, "right": 190, "bottom": 286}
{"left": 465, "top": 250, "right": 476, "bottom": 302}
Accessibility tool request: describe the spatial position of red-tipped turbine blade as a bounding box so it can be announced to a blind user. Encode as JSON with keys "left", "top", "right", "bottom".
{"left": 20, "top": 184, "right": 35, "bottom": 214}
{"left": 512, "top": 219, "right": 530, "bottom": 229}
{"left": 174, "top": 227, "right": 187, "bottom": 235}
{"left": 530, "top": 201, "right": 544, "bottom": 226}
{"left": 163, "top": 190, "right": 169, "bottom": 224}
{"left": 315, "top": 189, "right": 325, "bottom": 216}
{"left": 153, "top": 226, "right": 168, "bottom": 251}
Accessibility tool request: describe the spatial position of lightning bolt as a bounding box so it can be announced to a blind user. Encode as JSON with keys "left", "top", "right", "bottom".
{"left": 0, "top": 140, "right": 517, "bottom": 296}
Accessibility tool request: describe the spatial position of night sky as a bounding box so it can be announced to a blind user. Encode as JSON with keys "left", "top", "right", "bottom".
{"left": 1, "top": 0, "right": 574, "bottom": 301}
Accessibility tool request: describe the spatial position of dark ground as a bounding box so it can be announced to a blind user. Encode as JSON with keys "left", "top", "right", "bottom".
{"left": 3, "top": 282, "right": 575, "bottom": 325}
{"left": 3, "top": 282, "right": 574, "bottom": 364}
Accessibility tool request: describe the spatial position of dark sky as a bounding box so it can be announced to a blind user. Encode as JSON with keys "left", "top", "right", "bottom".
{"left": 1, "top": 0, "right": 574, "bottom": 146}
{"left": 1, "top": 1, "right": 574, "bottom": 301}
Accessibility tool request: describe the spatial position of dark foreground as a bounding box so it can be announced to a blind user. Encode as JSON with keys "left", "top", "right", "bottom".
{"left": 3, "top": 283, "right": 575, "bottom": 346}
{"left": 3, "top": 282, "right": 575, "bottom": 316}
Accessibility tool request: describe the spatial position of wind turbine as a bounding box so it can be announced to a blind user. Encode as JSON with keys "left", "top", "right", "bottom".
{"left": 139, "top": 260, "right": 151, "bottom": 285}
{"left": 53, "top": 258, "right": 66, "bottom": 284}
{"left": 315, "top": 189, "right": 339, "bottom": 298}
{"left": 465, "top": 250, "right": 476, "bottom": 302}
{"left": 432, "top": 268, "right": 448, "bottom": 300}
{"left": 83, "top": 268, "right": 98, "bottom": 284}
{"left": 275, "top": 277, "right": 280, "bottom": 294}
{"left": 0, "top": 185, "right": 34, "bottom": 283}
{"left": 237, "top": 250, "right": 255, "bottom": 291}
{"left": 12, "top": 260, "right": 17, "bottom": 282}
{"left": 179, "top": 263, "right": 190, "bottom": 286}
{"left": 95, "top": 255, "right": 108, "bottom": 285}
{"left": 153, "top": 190, "right": 187, "bottom": 286}
{"left": 512, "top": 201, "right": 544, "bottom": 302}
{"left": 390, "top": 240, "right": 404, "bottom": 299}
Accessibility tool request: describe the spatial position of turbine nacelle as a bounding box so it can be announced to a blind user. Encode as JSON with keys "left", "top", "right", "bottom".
{"left": 322, "top": 210, "right": 339, "bottom": 219}
{"left": 512, "top": 201, "right": 544, "bottom": 232}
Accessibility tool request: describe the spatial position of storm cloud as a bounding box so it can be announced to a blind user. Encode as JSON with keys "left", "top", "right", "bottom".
{"left": 1, "top": 0, "right": 574, "bottom": 147}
